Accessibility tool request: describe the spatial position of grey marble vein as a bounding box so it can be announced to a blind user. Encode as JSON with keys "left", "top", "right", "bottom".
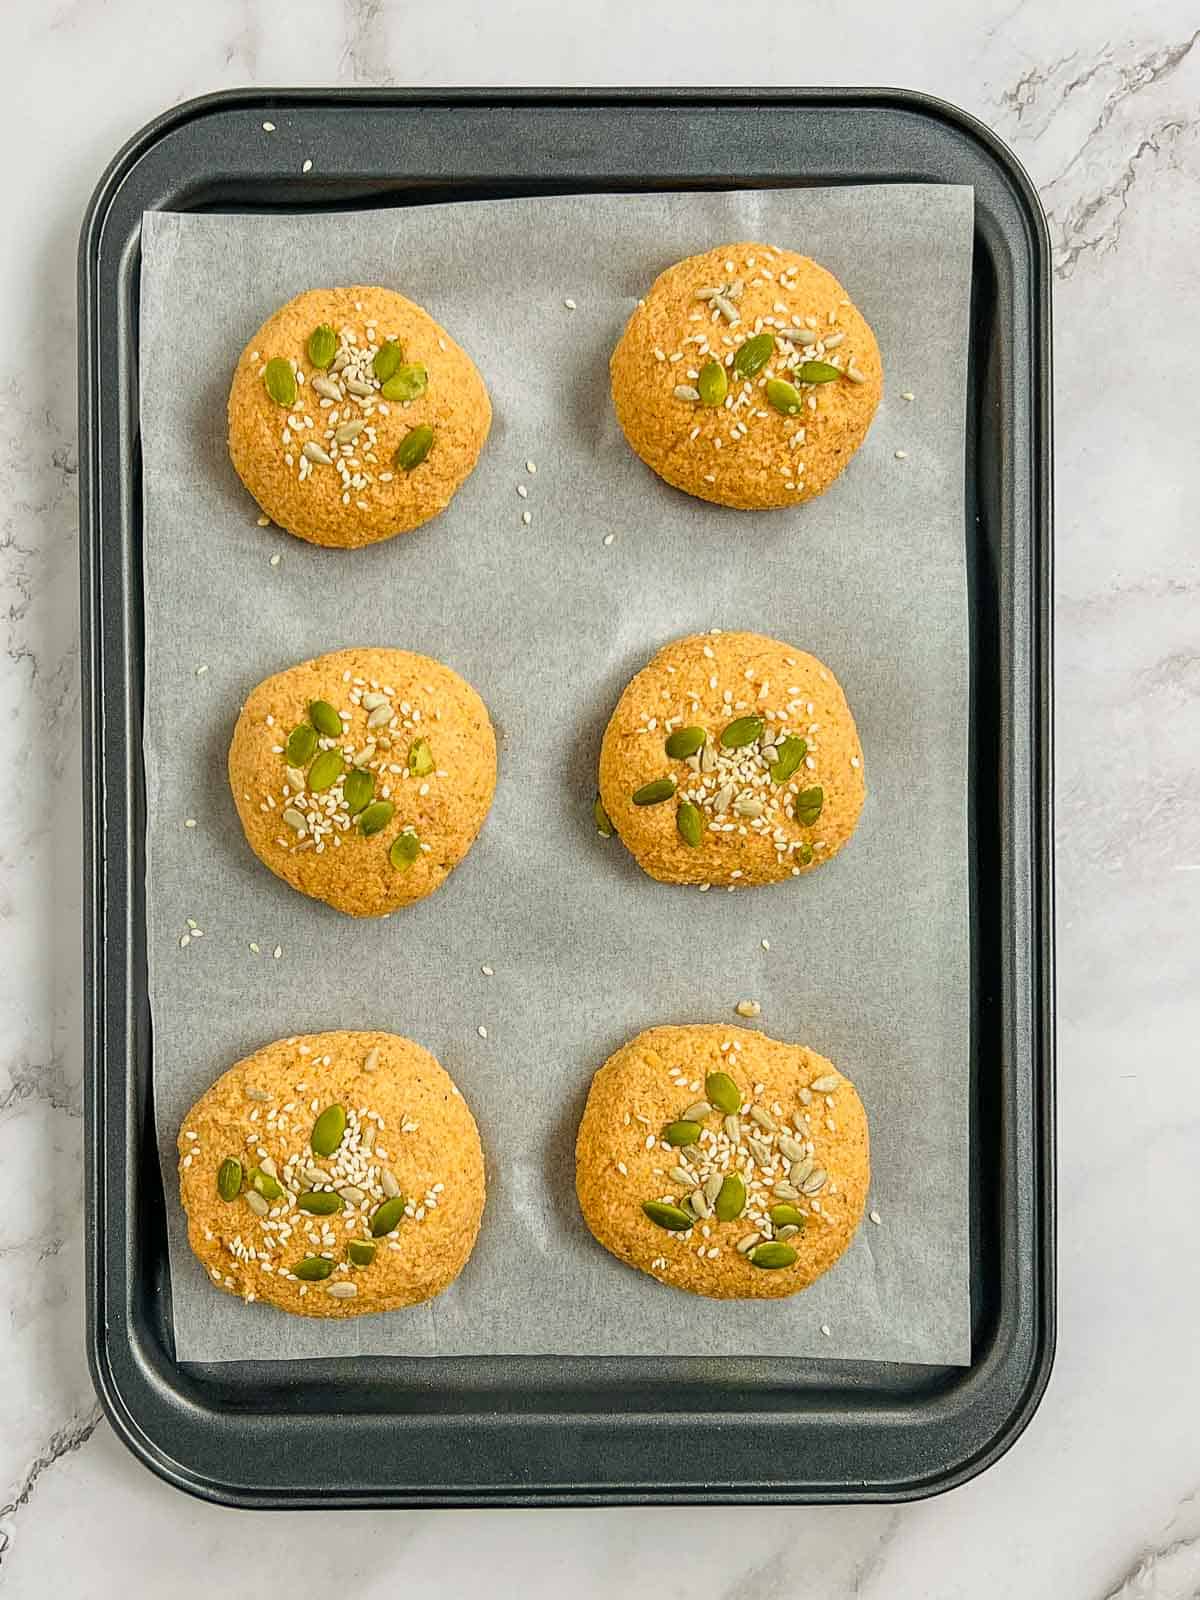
{"left": 0, "top": 1407, "right": 102, "bottom": 1566}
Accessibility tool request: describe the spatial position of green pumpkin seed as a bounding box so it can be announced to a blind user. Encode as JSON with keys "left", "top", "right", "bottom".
{"left": 593, "top": 796, "right": 614, "bottom": 838}
{"left": 389, "top": 831, "right": 421, "bottom": 871}
{"left": 342, "top": 768, "right": 375, "bottom": 816}
{"left": 720, "top": 715, "right": 764, "bottom": 749}
{"left": 380, "top": 363, "right": 428, "bottom": 403}
{"left": 370, "top": 1196, "right": 407, "bottom": 1237}
{"left": 348, "top": 1240, "right": 377, "bottom": 1267}
{"left": 797, "top": 360, "right": 841, "bottom": 384}
{"left": 373, "top": 340, "right": 403, "bottom": 382}
{"left": 665, "top": 725, "right": 706, "bottom": 759}
{"left": 310, "top": 1103, "right": 346, "bottom": 1157}
{"left": 293, "top": 1256, "right": 335, "bottom": 1282}
{"left": 676, "top": 800, "right": 703, "bottom": 848}
{"left": 733, "top": 333, "right": 775, "bottom": 379}
{"left": 663, "top": 1119, "right": 702, "bottom": 1147}
{"left": 249, "top": 1167, "right": 282, "bottom": 1201}
{"left": 697, "top": 361, "right": 728, "bottom": 407}
{"left": 796, "top": 839, "right": 815, "bottom": 866}
{"left": 408, "top": 738, "right": 434, "bottom": 776}
{"left": 394, "top": 424, "right": 434, "bottom": 472}
{"left": 632, "top": 777, "right": 676, "bottom": 806}
{"left": 749, "top": 1241, "right": 797, "bottom": 1269}
{"left": 297, "top": 1190, "right": 344, "bottom": 1215}
{"left": 714, "top": 1173, "right": 747, "bottom": 1222}
{"left": 768, "top": 1204, "right": 806, "bottom": 1230}
{"left": 308, "top": 699, "right": 342, "bottom": 737}
{"left": 306, "top": 325, "right": 336, "bottom": 370}
{"left": 359, "top": 799, "right": 395, "bottom": 837}
{"left": 641, "top": 1200, "right": 693, "bottom": 1232}
{"left": 307, "top": 748, "right": 344, "bottom": 793}
{"left": 216, "top": 1158, "right": 242, "bottom": 1202}
{"left": 765, "top": 378, "right": 803, "bottom": 415}
{"left": 264, "top": 357, "right": 297, "bottom": 406}
{"left": 769, "top": 735, "right": 808, "bottom": 784}
{"left": 285, "top": 723, "right": 319, "bottom": 767}
{"left": 705, "top": 1071, "right": 741, "bottom": 1115}
{"left": 794, "top": 786, "right": 824, "bottom": 826}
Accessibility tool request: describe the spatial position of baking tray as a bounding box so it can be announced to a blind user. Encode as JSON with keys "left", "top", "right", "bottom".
{"left": 79, "top": 88, "right": 1054, "bottom": 1507}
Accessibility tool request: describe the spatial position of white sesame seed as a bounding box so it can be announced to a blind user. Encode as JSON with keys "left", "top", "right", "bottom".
{"left": 478, "top": 1025, "right": 488, "bottom": 1039}
{"left": 249, "top": 942, "right": 260, "bottom": 954}
{"left": 273, "top": 945, "right": 282, "bottom": 959}
{"left": 521, "top": 510, "right": 532, "bottom": 525}
{"left": 563, "top": 297, "right": 577, "bottom": 310}
{"left": 603, "top": 533, "right": 615, "bottom": 547}
{"left": 516, "top": 484, "right": 528, "bottom": 498}
{"left": 761, "top": 939, "right": 770, "bottom": 951}
{"left": 821, "top": 1323, "right": 831, "bottom": 1337}
{"left": 481, "top": 964, "right": 494, "bottom": 976}
{"left": 261, "top": 121, "right": 275, "bottom": 132}
{"left": 525, "top": 460, "right": 537, "bottom": 474}
{"left": 895, "top": 449, "right": 908, "bottom": 460}
{"left": 302, "top": 158, "right": 313, "bottom": 173}
{"left": 269, "top": 553, "right": 281, "bottom": 567}
{"left": 869, "top": 1210, "right": 882, "bottom": 1225}
{"left": 901, "top": 391, "right": 915, "bottom": 401}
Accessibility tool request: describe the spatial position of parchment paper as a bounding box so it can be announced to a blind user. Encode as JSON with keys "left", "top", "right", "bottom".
{"left": 140, "top": 185, "right": 974, "bottom": 1364}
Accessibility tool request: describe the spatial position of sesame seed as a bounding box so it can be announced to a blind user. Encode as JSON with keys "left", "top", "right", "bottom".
{"left": 262, "top": 121, "right": 275, "bottom": 133}
{"left": 273, "top": 945, "right": 282, "bottom": 959}
{"left": 761, "top": 939, "right": 770, "bottom": 951}
{"left": 302, "top": 158, "right": 313, "bottom": 173}
{"left": 895, "top": 449, "right": 908, "bottom": 460}
{"left": 563, "top": 297, "right": 577, "bottom": 310}
{"left": 481, "top": 964, "right": 494, "bottom": 976}
{"left": 256, "top": 514, "right": 270, "bottom": 527}
{"left": 869, "top": 1210, "right": 882, "bottom": 1225}
{"left": 269, "top": 553, "right": 281, "bottom": 567}
{"left": 478, "top": 1025, "right": 488, "bottom": 1039}
{"left": 821, "top": 1323, "right": 831, "bottom": 1337}
{"left": 603, "top": 533, "right": 615, "bottom": 547}
{"left": 521, "top": 510, "right": 532, "bottom": 525}
{"left": 516, "top": 485, "right": 528, "bottom": 498}
{"left": 525, "top": 460, "right": 536, "bottom": 474}
{"left": 902, "top": 391, "right": 915, "bottom": 401}
{"left": 249, "top": 943, "right": 260, "bottom": 954}
{"left": 184, "top": 818, "right": 197, "bottom": 829}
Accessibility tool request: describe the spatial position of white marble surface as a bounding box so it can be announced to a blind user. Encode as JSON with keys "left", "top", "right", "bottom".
{"left": 2, "top": 1, "right": 1198, "bottom": 1593}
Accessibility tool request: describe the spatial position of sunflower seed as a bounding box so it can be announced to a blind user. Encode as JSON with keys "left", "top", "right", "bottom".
{"left": 699, "top": 742, "right": 718, "bottom": 773}
{"left": 286, "top": 766, "right": 306, "bottom": 792}
{"left": 363, "top": 1048, "right": 380, "bottom": 1072}
{"left": 776, "top": 1223, "right": 800, "bottom": 1239}
{"left": 723, "top": 1114, "right": 741, "bottom": 1143}
{"left": 367, "top": 703, "right": 393, "bottom": 728}
{"left": 282, "top": 807, "right": 307, "bottom": 833}
{"left": 381, "top": 1169, "right": 401, "bottom": 1199}
{"left": 845, "top": 362, "right": 867, "bottom": 383}
{"left": 682, "top": 1101, "right": 711, "bottom": 1122}
{"left": 362, "top": 692, "right": 390, "bottom": 710}
{"left": 703, "top": 1171, "right": 724, "bottom": 1204}
{"left": 823, "top": 331, "right": 846, "bottom": 348}
{"left": 310, "top": 376, "right": 342, "bottom": 401}
{"left": 735, "top": 1000, "right": 762, "bottom": 1019}
{"left": 695, "top": 286, "right": 723, "bottom": 302}
{"left": 736, "top": 1233, "right": 762, "bottom": 1254}
{"left": 301, "top": 441, "right": 333, "bottom": 466}
{"left": 733, "top": 795, "right": 764, "bottom": 819}
{"left": 749, "top": 1105, "right": 777, "bottom": 1132}
{"left": 798, "top": 1087, "right": 813, "bottom": 1105}
{"left": 245, "top": 1086, "right": 271, "bottom": 1103}
{"left": 334, "top": 420, "right": 365, "bottom": 445}
{"left": 746, "top": 1135, "right": 773, "bottom": 1166}
{"left": 689, "top": 1189, "right": 711, "bottom": 1218}
{"left": 331, "top": 350, "right": 351, "bottom": 373}
{"left": 713, "top": 295, "right": 740, "bottom": 324}
{"left": 246, "top": 1191, "right": 270, "bottom": 1218}
{"left": 779, "top": 325, "right": 817, "bottom": 346}
{"left": 670, "top": 1165, "right": 694, "bottom": 1187}
{"left": 338, "top": 1185, "right": 366, "bottom": 1205}
{"left": 760, "top": 745, "right": 779, "bottom": 765}
{"left": 327, "top": 1281, "right": 358, "bottom": 1299}
{"left": 790, "top": 1157, "right": 814, "bottom": 1185}
{"left": 801, "top": 1168, "right": 828, "bottom": 1195}
{"left": 344, "top": 376, "right": 374, "bottom": 397}
{"left": 810, "top": 1074, "right": 838, "bottom": 1093}
{"left": 258, "top": 1156, "right": 278, "bottom": 1178}
{"left": 712, "top": 782, "right": 735, "bottom": 814}
{"left": 673, "top": 385, "right": 701, "bottom": 401}
{"left": 778, "top": 1134, "right": 805, "bottom": 1163}
{"left": 773, "top": 1181, "right": 800, "bottom": 1200}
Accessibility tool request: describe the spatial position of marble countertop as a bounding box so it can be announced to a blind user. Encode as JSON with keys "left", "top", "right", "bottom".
{"left": 3, "top": 1, "right": 1198, "bottom": 1594}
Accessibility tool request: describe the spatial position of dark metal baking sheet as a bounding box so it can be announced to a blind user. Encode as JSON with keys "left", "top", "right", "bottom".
{"left": 79, "top": 87, "right": 1054, "bottom": 1507}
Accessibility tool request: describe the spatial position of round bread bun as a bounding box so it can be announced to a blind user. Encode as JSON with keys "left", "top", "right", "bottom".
{"left": 178, "top": 1030, "right": 486, "bottom": 1318}
{"left": 576, "top": 1023, "right": 870, "bottom": 1298}
{"left": 228, "top": 286, "right": 490, "bottom": 548}
{"left": 610, "top": 243, "right": 881, "bottom": 509}
{"left": 598, "top": 630, "right": 864, "bottom": 887}
{"left": 229, "top": 646, "right": 496, "bottom": 917}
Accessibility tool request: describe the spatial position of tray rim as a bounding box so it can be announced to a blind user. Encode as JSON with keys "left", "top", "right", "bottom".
{"left": 80, "top": 84, "right": 1055, "bottom": 1508}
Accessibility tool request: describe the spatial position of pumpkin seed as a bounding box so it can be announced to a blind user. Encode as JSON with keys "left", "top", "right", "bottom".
{"left": 663, "top": 1119, "right": 702, "bottom": 1147}
{"left": 632, "top": 777, "right": 676, "bottom": 806}
{"left": 307, "top": 750, "right": 343, "bottom": 794}
{"left": 641, "top": 1200, "right": 693, "bottom": 1232}
{"left": 796, "top": 840, "right": 815, "bottom": 865}
{"left": 285, "top": 724, "right": 318, "bottom": 766}
{"left": 306, "top": 324, "right": 337, "bottom": 370}
{"left": 720, "top": 715, "right": 763, "bottom": 749}
{"left": 264, "top": 357, "right": 297, "bottom": 406}
{"left": 249, "top": 1167, "right": 282, "bottom": 1201}
{"left": 389, "top": 831, "right": 421, "bottom": 871}
{"left": 394, "top": 424, "right": 434, "bottom": 471}
{"left": 342, "top": 768, "right": 375, "bottom": 816}
{"left": 676, "top": 800, "right": 703, "bottom": 847}
{"left": 794, "top": 786, "right": 824, "bottom": 826}
{"left": 768, "top": 1203, "right": 806, "bottom": 1230}
{"left": 714, "top": 1172, "right": 747, "bottom": 1222}
{"left": 705, "top": 1071, "right": 741, "bottom": 1114}
{"left": 370, "top": 1196, "right": 407, "bottom": 1237}
{"left": 293, "top": 1256, "right": 334, "bottom": 1281}
{"left": 697, "top": 361, "right": 728, "bottom": 407}
{"left": 593, "top": 796, "right": 614, "bottom": 838}
{"left": 665, "top": 725, "right": 705, "bottom": 759}
{"left": 216, "top": 1158, "right": 242, "bottom": 1202}
{"left": 246, "top": 1191, "right": 270, "bottom": 1219}
{"left": 765, "top": 378, "right": 804, "bottom": 414}
{"left": 309, "top": 699, "right": 342, "bottom": 737}
{"left": 327, "top": 1281, "right": 358, "bottom": 1299}
{"left": 297, "top": 1190, "right": 344, "bottom": 1215}
{"left": 797, "top": 360, "right": 841, "bottom": 384}
{"left": 733, "top": 333, "right": 775, "bottom": 379}
{"left": 380, "top": 363, "right": 428, "bottom": 403}
{"left": 749, "top": 1241, "right": 797, "bottom": 1269}
{"left": 373, "top": 340, "right": 403, "bottom": 382}
{"left": 358, "top": 799, "right": 395, "bottom": 837}
{"left": 348, "top": 1240, "right": 377, "bottom": 1267}
{"left": 769, "top": 735, "right": 807, "bottom": 783}
{"left": 310, "top": 1103, "right": 346, "bottom": 1157}
{"left": 408, "top": 738, "right": 434, "bottom": 776}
